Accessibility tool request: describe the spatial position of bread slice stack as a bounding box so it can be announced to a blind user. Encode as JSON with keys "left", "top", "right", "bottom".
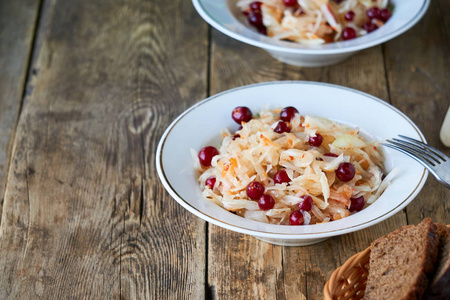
{"left": 424, "top": 223, "right": 450, "bottom": 299}
{"left": 364, "top": 218, "right": 450, "bottom": 300}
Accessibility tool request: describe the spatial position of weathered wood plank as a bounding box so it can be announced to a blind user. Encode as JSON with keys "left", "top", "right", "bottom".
{"left": 0, "top": 0, "right": 208, "bottom": 299}
{"left": 0, "top": 0, "right": 41, "bottom": 223}
{"left": 118, "top": 1, "right": 209, "bottom": 299}
{"left": 207, "top": 27, "right": 406, "bottom": 299}
{"left": 384, "top": 0, "right": 450, "bottom": 225}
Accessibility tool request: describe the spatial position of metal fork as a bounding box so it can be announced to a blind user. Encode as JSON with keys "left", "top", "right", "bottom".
{"left": 382, "top": 135, "right": 450, "bottom": 189}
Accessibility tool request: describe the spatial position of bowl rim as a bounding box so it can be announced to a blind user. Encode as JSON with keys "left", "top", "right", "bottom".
{"left": 192, "top": 0, "right": 431, "bottom": 55}
{"left": 156, "top": 81, "right": 428, "bottom": 239}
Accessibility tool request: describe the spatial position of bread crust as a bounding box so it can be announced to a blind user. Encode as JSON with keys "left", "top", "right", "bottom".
{"left": 423, "top": 224, "right": 450, "bottom": 300}
{"left": 365, "top": 218, "right": 439, "bottom": 300}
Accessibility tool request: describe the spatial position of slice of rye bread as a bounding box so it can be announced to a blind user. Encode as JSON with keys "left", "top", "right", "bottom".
{"left": 364, "top": 218, "right": 440, "bottom": 300}
{"left": 423, "top": 223, "right": 450, "bottom": 299}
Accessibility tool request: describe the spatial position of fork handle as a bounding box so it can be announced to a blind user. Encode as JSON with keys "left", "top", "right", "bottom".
{"left": 440, "top": 106, "right": 450, "bottom": 147}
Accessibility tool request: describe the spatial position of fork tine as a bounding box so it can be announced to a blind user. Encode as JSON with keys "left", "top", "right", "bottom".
{"left": 386, "top": 140, "right": 437, "bottom": 166}
{"left": 392, "top": 138, "right": 444, "bottom": 164}
{"left": 398, "top": 135, "right": 449, "bottom": 161}
{"left": 382, "top": 142, "right": 435, "bottom": 171}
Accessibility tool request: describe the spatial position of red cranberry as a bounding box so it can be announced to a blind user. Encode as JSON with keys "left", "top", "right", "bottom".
{"left": 258, "top": 194, "right": 275, "bottom": 210}
{"left": 324, "top": 153, "right": 338, "bottom": 157}
{"left": 274, "top": 170, "right": 290, "bottom": 184}
{"left": 342, "top": 27, "right": 357, "bottom": 40}
{"left": 274, "top": 121, "right": 290, "bottom": 133}
{"left": 289, "top": 211, "right": 304, "bottom": 225}
{"left": 258, "top": 26, "right": 267, "bottom": 35}
{"left": 232, "top": 134, "right": 240, "bottom": 140}
{"left": 248, "top": 11, "right": 264, "bottom": 29}
{"left": 283, "top": 0, "right": 297, "bottom": 7}
{"left": 380, "top": 9, "right": 391, "bottom": 22}
{"left": 336, "top": 162, "right": 356, "bottom": 182}
{"left": 249, "top": 1, "right": 262, "bottom": 12}
{"left": 364, "top": 21, "right": 379, "bottom": 33}
{"left": 198, "top": 146, "right": 219, "bottom": 167}
{"left": 280, "top": 106, "right": 299, "bottom": 122}
{"left": 367, "top": 7, "right": 381, "bottom": 20}
{"left": 232, "top": 106, "right": 252, "bottom": 124}
{"left": 309, "top": 133, "right": 324, "bottom": 147}
{"left": 332, "top": 0, "right": 343, "bottom": 3}
{"left": 344, "top": 11, "right": 355, "bottom": 21}
{"left": 205, "top": 177, "right": 216, "bottom": 189}
{"left": 349, "top": 196, "right": 365, "bottom": 212}
{"left": 299, "top": 195, "right": 313, "bottom": 211}
{"left": 246, "top": 181, "right": 265, "bottom": 200}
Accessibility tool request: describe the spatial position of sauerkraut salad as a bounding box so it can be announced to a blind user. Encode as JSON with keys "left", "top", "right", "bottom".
{"left": 193, "top": 105, "right": 396, "bottom": 226}
{"left": 237, "top": 0, "right": 393, "bottom": 44}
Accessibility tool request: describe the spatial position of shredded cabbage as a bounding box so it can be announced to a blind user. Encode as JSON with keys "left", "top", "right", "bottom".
{"left": 195, "top": 106, "right": 395, "bottom": 225}
{"left": 237, "top": 0, "right": 390, "bottom": 44}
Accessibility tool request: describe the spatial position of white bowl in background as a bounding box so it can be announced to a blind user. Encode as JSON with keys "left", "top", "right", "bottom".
{"left": 192, "top": 0, "right": 430, "bottom": 67}
{"left": 156, "top": 82, "right": 427, "bottom": 246}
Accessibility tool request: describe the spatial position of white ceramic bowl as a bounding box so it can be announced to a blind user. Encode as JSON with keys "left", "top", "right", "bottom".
{"left": 192, "top": 0, "right": 430, "bottom": 67}
{"left": 156, "top": 81, "right": 427, "bottom": 246}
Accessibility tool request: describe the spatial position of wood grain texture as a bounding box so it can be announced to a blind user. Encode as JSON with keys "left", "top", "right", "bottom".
{"left": 0, "top": 0, "right": 41, "bottom": 223}
{"left": 384, "top": 0, "right": 450, "bottom": 226}
{"left": 0, "top": 0, "right": 448, "bottom": 299}
{"left": 207, "top": 28, "right": 407, "bottom": 300}
{"left": 0, "top": 0, "right": 208, "bottom": 299}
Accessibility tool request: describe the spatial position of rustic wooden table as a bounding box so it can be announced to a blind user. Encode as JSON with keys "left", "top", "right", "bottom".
{"left": 0, "top": 0, "right": 449, "bottom": 299}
